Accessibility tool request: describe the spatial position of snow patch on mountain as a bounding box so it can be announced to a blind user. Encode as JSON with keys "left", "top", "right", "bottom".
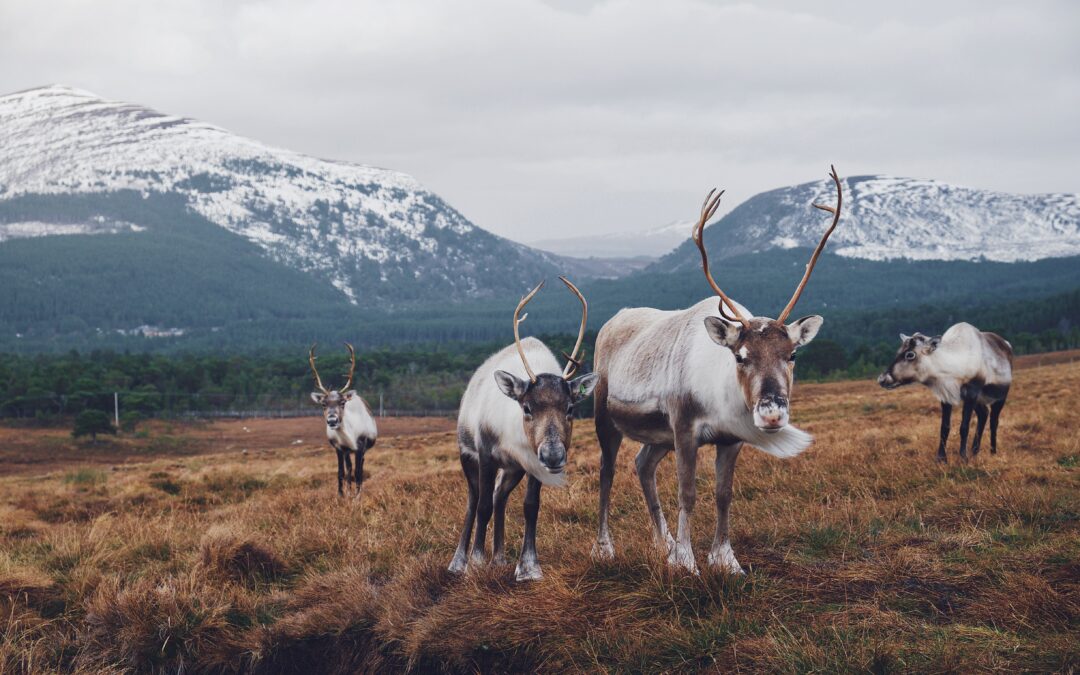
{"left": 0, "top": 218, "right": 144, "bottom": 242}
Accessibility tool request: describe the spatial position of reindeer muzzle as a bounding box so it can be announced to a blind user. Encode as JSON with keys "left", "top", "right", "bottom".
{"left": 753, "top": 395, "right": 789, "bottom": 432}
{"left": 539, "top": 442, "right": 567, "bottom": 473}
{"left": 877, "top": 372, "right": 899, "bottom": 389}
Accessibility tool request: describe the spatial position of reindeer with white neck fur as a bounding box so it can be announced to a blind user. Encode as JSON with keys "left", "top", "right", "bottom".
{"left": 448, "top": 277, "right": 598, "bottom": 581}
{"left": 878, "top": 324, "right": 1012, "bottom": 462}
{"left": 591, "top": 166, "right": 843, "bottom": 574}
{"left": 309, "top": 343, "right": 378, "bottom": 497}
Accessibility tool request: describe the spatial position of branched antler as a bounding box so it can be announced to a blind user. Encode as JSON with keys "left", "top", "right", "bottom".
{"left": 776, "top": 165, "right": 842, "bottom": 324}
{"left": 692, "top": 188, "right": 750, "bottom": 329}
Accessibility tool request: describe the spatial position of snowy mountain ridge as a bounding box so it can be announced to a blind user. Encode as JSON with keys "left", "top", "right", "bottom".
{"left": 660, "top": 174, "right": 1080, "bottom": 268}
{"left": 0, "top": 85, "right": 558, "bottom": 304}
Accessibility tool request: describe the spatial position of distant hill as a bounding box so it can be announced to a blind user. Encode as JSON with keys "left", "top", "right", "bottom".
{"left": 653, "top": 174, "right": 1080, "bottom": 271}
{"left": 0, "top": 85, "right": 574, "bottom": 308}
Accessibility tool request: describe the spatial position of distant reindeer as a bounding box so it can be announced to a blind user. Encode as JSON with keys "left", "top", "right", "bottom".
{"left": 309, "top": 343, "right": 378, "bottom": 496}
{"left": 448, "top": 277, "right": 598, "bottom": 581}
{"left": 591, "top": 166, "right": 843, "bottom": 574}
{"left": 878, "top": 324, "right": 1012, "bottom": 462}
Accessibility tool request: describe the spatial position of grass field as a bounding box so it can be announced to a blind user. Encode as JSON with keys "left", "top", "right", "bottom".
{"left": 1, "top": 353, "right": 1077, "bottom": 673}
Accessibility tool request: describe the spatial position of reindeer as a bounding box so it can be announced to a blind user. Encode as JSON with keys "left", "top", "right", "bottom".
{"left": 878, "top": 324, "right": 1012, "bottom": 462}
{"left": 309, "top": 343, "right": 378, "bottom": 497}
{"left": 448, "top": 277, "right": 598, "bottom": 581}
{"left": 591, "top": 166, "right": 843, "bottom": 574}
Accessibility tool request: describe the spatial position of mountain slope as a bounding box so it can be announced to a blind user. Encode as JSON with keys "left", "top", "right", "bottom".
{"left": 0, "top": 85, "right": 563, "bottom": 306}
{"left": 653, "top": 174, "right": 1080, "bottom": 272}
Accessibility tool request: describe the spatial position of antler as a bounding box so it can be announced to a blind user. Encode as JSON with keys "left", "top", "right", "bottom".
{"left": 559, "top": 276, "right": 588, "bottom": 378}
{"left": 513, "top": 280, "right": 545, "bottom": 383}
{"left": 692, "top": 188, "right": 751, "bottom": 329}
{"left": 308, "top": 343, "right": 328, "bottom": 394}
{"left": 776, "top": 165, "right": 842, "bottom": 324}
{"left": 341, "top": 342, "right": 357, "bottom": 392}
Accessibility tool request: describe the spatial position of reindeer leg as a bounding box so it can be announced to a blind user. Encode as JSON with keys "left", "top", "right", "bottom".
{"left": 335, "top": 446, "right": 345, "bottom": 497}
{"left": 707, "top": 442, "right": 744, "bottom": 574}
{"left": 515, "top": 476, "right": 543, "bottom": 581}
{"left": 342, "top": 450, "right": 354, "bottom": 494}
{"left": 669, "top": 428, "right": 700, "bottom": 574}
{"left": 635, "top": 443, "right": 674, "bottom": 553}
{"left": 592, "top": 387, "right": 622, "bottom": 561}
{"left": 958, "top": 399, "right": 974, "bottom": 463}
{"left": 470, "top": 451, "right": 497, "bottom": 566}
{"left": 492, "top": 468, "right": 525, "bottom": 565}
{"left": 937, "top": 402, "right": 951, "bottom": 463}
{"left": 353, "top": 442, "right": 366, "bottom": 497}
{"left": 989, "top": 398, "right": 1006, "bottom": 454}
{"left": 971, "top": 404, "right": 989, "bottom": 457}
{"left": 449, "top": 453, "right": 479, "bottom": 573}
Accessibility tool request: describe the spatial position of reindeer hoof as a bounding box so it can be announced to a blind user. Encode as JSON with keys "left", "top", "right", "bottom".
{"left": 448, "top": 556, "right": 468, "bottom": 574}
{"left": 591, "top": 539, "right": 615, "bottom": 561}
{"left": 707, "top": 543, "right": 745, "bottom": 575}
{"left": 492, "top": 553, "right": 509, "bottom": 566}
{"left": 515, "top": 561, "right": 543, "bottom": 582}
{"left": 667, "top": 544, "right": 699, "bottom": 574}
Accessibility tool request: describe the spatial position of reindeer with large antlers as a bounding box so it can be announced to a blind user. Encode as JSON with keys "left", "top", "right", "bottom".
{"left": 591, "top": 166, "right": 843, "bottom": 574}
{"left": 309, "top": 343, "right": 378, "bottom": 497}
{"left": 448, "top": 277, "right": 598, "bottom": 581}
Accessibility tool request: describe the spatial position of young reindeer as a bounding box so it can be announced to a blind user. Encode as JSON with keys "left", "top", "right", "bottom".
{"left": 309, "top": 343, "right": 378, "bottom": 497}
{"left": 448, "top": 277, "right": 598, "bottom": 582}
{"left": 878, "top": 324, "right": 1012, "bottom": 462}
{"left": 591, "top": 166, "right": 843, "bottom": 574}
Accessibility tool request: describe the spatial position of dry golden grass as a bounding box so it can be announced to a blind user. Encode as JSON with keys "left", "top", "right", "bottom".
{"left": 0, "top": 357, "right": 1077, "bottom": 673}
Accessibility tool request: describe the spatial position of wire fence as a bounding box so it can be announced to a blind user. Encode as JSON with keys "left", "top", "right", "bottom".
{"left": 0, "top": 390, "right": 458, "bottom": 422}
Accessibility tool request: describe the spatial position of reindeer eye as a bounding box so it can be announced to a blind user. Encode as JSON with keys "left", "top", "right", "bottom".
{"left": 734, "top": 353, "right": 745, "bottom": 364}
{"left": 789, "top": 352, "right": 797, "bottom": 362}
{"left": 905, "top": 351, "right": 916, "bottom": 361}
{"left": 522, "top": 404, "right": 532, "bottom": 417}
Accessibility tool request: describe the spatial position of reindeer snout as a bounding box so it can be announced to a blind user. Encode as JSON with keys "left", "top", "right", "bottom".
{"left": 539, "top": 443, "right": 567, "bottom": 473}
{"left": 878, "top": 372, "right": 896, "bottom": 388}
{"left": 753, "top": 395, "right": 789, "bottom": 432}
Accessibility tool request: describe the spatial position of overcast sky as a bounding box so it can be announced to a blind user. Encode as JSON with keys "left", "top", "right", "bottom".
{"left": 1, "top": 0, "right": 1077, "bottom": 241}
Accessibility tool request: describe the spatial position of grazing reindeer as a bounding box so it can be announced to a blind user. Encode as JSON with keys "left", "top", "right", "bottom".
{"left": 878, "top": 324, "right": 1012, "bottom": 462}
{"left": 309, "top": 343, "right": 378, "bottom": 496}
{"left": 448, "top": 277, "right": 598, "bottom": 581}
{"left": 591, "top": 166, "right": 843, "bottom": 574}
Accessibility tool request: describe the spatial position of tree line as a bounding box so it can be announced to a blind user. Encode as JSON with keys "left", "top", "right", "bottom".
{"left": 1, "top": 288, "right": 1076, "bottom": 423}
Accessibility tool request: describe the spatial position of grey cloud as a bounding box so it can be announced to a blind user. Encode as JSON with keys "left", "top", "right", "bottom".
{"left": 1, "top": 0, "right": 1077, "bottom": 240}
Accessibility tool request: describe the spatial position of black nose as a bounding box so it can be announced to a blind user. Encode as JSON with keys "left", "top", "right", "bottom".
{"left": 539, "top": 444, "right": 566, "bottom": 470}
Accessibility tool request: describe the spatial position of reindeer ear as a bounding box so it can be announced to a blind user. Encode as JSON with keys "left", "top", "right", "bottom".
{"left": 569, "top": 373, "right": 599, "bottom": 403}
{"left": 704, "top": 317, "right": 741, "bottom": 348}
{"left": 928, "top": 337, "right": 941, "bottom": 352}
{"left": 342, "top": 390, "right": 357, "bottom": 401}
{"left": 899, "top": 333, "right": 911, "bottom": 343}
{"left": 787, "top": 315, "right": 823, "bottom": 347}
{"left": 310, "top": 392, "right": 326, "bottom": 405}
{"left": 493, "top": 370, "right": 528, "bottom": 401}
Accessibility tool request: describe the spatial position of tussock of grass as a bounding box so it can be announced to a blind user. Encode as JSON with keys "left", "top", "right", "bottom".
{"left": 0, "top": 358, "right": 1078, "bottom": 672}
{"left": 199, "top": 526, "right": 289, "bottom": 587}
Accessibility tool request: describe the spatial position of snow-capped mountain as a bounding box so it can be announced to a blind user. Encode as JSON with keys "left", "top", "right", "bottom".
{"left": 0, "top": 85, "right": 563, "bottom": 305}
{"left": 656, "top": 174, "right": 1080, "bottom": 272}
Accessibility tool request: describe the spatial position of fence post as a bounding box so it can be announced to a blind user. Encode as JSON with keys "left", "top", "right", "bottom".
{"left": 114, "top": 392, "right": 119, "bottom": 429}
